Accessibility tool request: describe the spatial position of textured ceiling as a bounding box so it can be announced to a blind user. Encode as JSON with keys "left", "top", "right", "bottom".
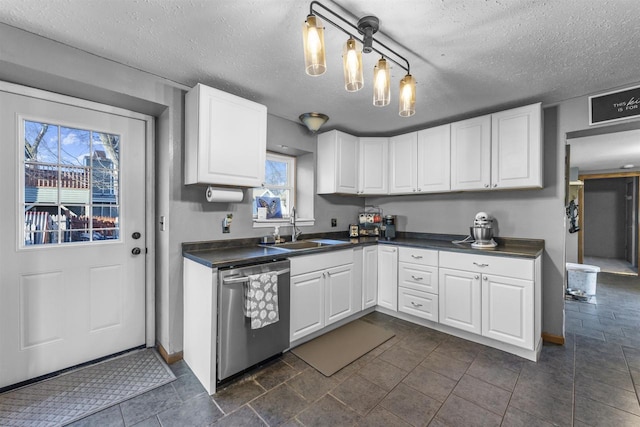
{"left": 1, "top": 0, "right": 640, "bottom": 138}
{"left": 570, "top": 129, "right": 640, "bottom": 173}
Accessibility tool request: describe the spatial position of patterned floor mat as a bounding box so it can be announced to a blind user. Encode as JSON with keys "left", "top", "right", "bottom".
{"left": 0, "top": 348, "right": 176, "bottom": 426}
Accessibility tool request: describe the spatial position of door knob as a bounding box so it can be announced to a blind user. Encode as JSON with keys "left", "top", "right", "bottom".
{"left": 132, "top": 247, "right": 142, "bottom": 255}
{"left": 132, "top": 232, "right": 141, "bottom": 239}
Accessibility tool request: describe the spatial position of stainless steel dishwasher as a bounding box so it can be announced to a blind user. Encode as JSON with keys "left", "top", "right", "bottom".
{"left": 217, "top": 259, "right": 290, "bottom": 382}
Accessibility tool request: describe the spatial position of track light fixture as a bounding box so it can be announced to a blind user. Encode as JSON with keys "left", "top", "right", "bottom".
{"left": 302, "top": 1, "right": 416, "bottom": 117}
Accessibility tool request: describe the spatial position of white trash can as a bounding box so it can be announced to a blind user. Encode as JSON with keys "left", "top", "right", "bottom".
{"left": 566, "top": 263, "right": 600, "bottom": 296}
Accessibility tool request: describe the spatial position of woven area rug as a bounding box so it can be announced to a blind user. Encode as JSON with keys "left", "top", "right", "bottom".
{"left": 291, "top": 319, "right": 395, "bottom": 376}
{"left": 0, "top": 348, "right": 175, "bottom": 427}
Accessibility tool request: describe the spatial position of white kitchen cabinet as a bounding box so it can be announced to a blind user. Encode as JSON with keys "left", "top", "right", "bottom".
{"left": 491, "top": 103, "right": 542, "bottom": 189}
{"left": 289, "top": 249, "right": 355, "bottom": 342}
{"left": 184, "top": 83, "right": 267, "bottom": 187}
{"left": 482, "top": 273, "right": 534, "bottom": 349}
{"left": 362, "top": 245, "right": 378, "bottom": 309}
{"left": 417, "top": 125, "right": 451, "bottom": 193}
{"left": 398, "top": 247, "right": 439, "bottom": 322}
{"left": 290, "top": 270, "right": 325, "bottom": 341}
{"left": 389, "top": 132, "right": 417, "bottom": 194}
{"left": 377, "top": 245, "right": 398, "bottom": 311}
{"left": 358, "top": 137, "right": 388, "bottom": 195}
{"left": 438, "top": 267, "right": 482, "bottom": 334}
{"left": 316, "top": 130, "right": 359, "bottom": 194}
{"left": 325, "top": 264, "right": 356, "bottom": 325}
{"left": 451, "top": 103, "right": 542, "bottom": 191}
{"left": 439, "top": 251, "right": 538, "bottom": 350}
{"left": 450, "top": 114, "right": 492, "bottom": 191}
{"left": 389, "top": 126, "right": 451, "bottom": 194}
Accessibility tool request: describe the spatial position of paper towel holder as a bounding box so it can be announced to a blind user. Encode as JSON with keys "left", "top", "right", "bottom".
{"left": 205, "top": 186, "right": 244, "bottom": 203}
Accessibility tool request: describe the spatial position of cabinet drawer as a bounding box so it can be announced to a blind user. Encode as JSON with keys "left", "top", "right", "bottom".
{"left": 439, "top": 251, "right": 534, "bottom": 280}
{"left": 398, "top": 247, "right": 438, "bottom": 266}
{"left": 399, "top": 263, "right": 438, "bottom": 293}
{"left": 398, "top": 287, "right": 438, "bottom": 321}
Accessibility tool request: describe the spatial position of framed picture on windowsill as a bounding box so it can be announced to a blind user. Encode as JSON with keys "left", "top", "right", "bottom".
{"left": 255, "top": 196, "right": 282, "bottom": 219}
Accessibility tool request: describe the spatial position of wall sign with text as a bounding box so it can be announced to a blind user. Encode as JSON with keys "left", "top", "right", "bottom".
{"left": 589, "top": 85, "right": 640, "bottom": 125}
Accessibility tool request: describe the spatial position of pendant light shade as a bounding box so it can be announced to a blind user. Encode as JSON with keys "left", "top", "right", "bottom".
{"left": 302, "top": 14, "right": 326, "bottom": 76}
{"left": 399, "top": 74, "right": 416, "bottom": 117}
{"left": 373, "top": 57, "right": 390, "bottom": 107}
{"left": 299, "top": 112, "right": 329, "bottom": 133}
{"left": 342, "top": 38, "right": 363, "bottom": 92}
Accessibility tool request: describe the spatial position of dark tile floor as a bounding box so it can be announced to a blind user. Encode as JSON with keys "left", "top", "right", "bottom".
{"left": 68, "top": 272, "right": 640, "bottom": 427}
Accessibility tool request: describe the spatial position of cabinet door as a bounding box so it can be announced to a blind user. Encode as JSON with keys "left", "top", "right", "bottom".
{"left": 185, "top": 84, "right": 266, "bottom": 186}
{"left": 417, "top": 124, "right": 451, "bottom": 193}
{"left": 438, "top": 268, "right": 481, "bottom": 334}
{"left": 363, "top": 246, "right": 378, "bottom": 309}
{"left": 377, "top": 246, "right": 398, "bottom": 311}
{"left": 482, "top": 274, "right": 534, "bottom": 349}
{"left": 359, "top": 137, "right": 388, "bottom": 194}
{"left": 388, "top": 132, "right": 418, "bottom": 194}
{"left": 316, "top": 130, "right": 358, "bottom": 194}
{"left": 451, "top": 115, "right": 491, "bottom": 191}
{"left": 290, "top": 271, "right": 325, "bottom": 341}
{"left": 491, "top": 103, "right": 542, "bottom": 189}
{"left": 325, "top": 264, "right": 355, "bottom": 326}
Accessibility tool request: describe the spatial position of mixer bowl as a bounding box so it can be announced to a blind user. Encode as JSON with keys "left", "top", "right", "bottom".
{"left": 472, "top": 226, "right": 493, "bottom": 243}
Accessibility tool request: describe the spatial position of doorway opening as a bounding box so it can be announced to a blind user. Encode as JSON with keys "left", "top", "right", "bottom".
{"left": 578, "top": 172, "right": 640, "bottom": 276}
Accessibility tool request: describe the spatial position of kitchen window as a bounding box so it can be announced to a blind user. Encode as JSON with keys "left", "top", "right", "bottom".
{"left": 253, "top": 152, "right": 296, "bottom": 221}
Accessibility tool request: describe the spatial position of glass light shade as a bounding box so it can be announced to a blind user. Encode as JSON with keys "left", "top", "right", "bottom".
{"left": 299, "top": 112, "right": 329, "bottom": 132}
{"left": 399, "top": 74, "right": 416, "bottom": 117}
{"left": 302, "top": 14, "right": 326, "bottom": 76}
{"left": 342, "top": 38, "right": 363, "bottom": 92}
{"left": 373, "top": 57, "right": 390, "bottom": 106}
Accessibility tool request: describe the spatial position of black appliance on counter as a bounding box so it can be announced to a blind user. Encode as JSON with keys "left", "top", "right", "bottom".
{"left": 383, "top": 215, "right": 396, "bottom": 240}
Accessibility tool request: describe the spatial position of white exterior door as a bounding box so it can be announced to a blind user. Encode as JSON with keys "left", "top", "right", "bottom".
{"left": 0, "top": 89, "right": 147, "bottom": 388}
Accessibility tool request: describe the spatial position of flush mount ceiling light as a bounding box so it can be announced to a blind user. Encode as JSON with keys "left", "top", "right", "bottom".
{"left": 302, "top": 1, "right": 416, "bottom": 117}
{"left": 299, "top": 112, "right": 329, "bottom": 132}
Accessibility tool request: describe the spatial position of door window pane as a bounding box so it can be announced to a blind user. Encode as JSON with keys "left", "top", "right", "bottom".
{"left": 22, "top": 120, "right": 121, "bottom": 246}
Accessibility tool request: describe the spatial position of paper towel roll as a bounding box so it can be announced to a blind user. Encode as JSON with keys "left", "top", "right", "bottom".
{"left": 205, "top": 186, "right": 244, "bottom": 203}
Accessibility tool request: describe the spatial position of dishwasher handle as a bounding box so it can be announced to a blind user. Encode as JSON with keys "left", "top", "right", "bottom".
{"left": 222, "top": 268, "right": 290, "bottom": 285}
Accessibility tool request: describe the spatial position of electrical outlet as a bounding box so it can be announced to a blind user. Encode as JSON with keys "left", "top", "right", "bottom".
{"left": 331, "top": 218, "right": 337, "bottom": 227}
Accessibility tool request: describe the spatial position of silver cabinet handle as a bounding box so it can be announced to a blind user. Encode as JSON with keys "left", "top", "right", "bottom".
{"left": 411, "top": 255, "right": 423, "bottom": 259}
{"left": 483, "top": 276, "right": 488, "bottom": 280}
{"left": 493, "top": 184, "right": 498, "bottom": 188}
{"left": 473, "top": 262, "right": 489, "bottom": 267}
{"left": 223, "top": 268, "right": 290, "bottom": 284}
{"left": 411, "top": 275, "right": 424, "bottom": 281}
{"left": 410, "top": 301, "right": 423, "bottom": 308}
{"left": 474, "top": 275, "right": 480, "bottom": 279}
{"left": 484, "top": 184, "right": 490, "bottom": 188}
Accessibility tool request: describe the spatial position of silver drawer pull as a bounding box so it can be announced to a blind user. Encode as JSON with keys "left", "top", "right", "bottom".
{"left": 223, "top": 268, "right": 290, "bottom": 285}
{"left": 410, "top": 301, "right": 423, "bottom": 308}
{"left": 411, "top": 255, "right": 423, "bottom": 259}
{"left": 411, "top": 275, "right": 424, "bottom": 281}
{"left": 473, "top": 262, "right": 489, "bottom": 267}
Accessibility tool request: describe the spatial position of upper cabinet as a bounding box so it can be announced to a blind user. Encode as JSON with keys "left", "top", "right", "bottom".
{"left": 390, "top": 125, "right": 451, "bottom": 194}
{"left": 358, "top": 137, "right": 388, "bottom": 195}
{"left": 491, "top": 103, "right": 542, "bottom": 189}
{"left": 317, "top": 102, "right": 542, "bottom": 195}
{"left": 450, "top": 115, "right": 492, "bottom": 191}
{"left": 317, "top": 130, "right": 359, "bottom": 194}
{"left": 388, "top": 132, "right": 417, "bottom": 194}
{"left": 451, "top": 103, "right": 542, "bottom": 191}
{"left": 184, "top": 84, "right": 267, "bottom": 187}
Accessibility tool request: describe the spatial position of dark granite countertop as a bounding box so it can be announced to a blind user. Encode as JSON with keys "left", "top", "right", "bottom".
{"left": 183, "top": 232, "right": 544, "bottom": 269}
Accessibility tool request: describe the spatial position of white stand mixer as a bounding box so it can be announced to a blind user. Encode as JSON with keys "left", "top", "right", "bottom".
{"left": 471, "top": 212, "right": 497, "bottom": 249}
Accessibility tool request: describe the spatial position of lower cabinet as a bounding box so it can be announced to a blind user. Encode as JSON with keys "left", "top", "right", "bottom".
{"left": 398, "top": 247, "right": 439, "bottom": 321}
{"left": 290, "top": 250, "right": 356, "bottom": 342}
{"left": 377, "top": 245, "right": 398, "bottom": 311}
{"left": 438, "top": 268, "right": 482, "bottom": 334}
{"left": 439, "top": 251, "right": 537, "bottom": 350}
{"left": 482, "top": 273, "right": 534, "bottom": 349}
{"left": 398, "top": 287, "right": 438, "bottom": 322}
{"left": 362, "top": 246, "right": 378, "bottom": 309}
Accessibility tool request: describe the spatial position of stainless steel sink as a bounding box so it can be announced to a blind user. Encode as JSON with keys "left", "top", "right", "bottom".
{"left": 260, "top": 239, "right": 349, "bottom": 251}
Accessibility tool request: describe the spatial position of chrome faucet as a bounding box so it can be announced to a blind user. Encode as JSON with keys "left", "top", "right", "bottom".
{"left": 291, "top": 207, "right": 302, "bottom": 242}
